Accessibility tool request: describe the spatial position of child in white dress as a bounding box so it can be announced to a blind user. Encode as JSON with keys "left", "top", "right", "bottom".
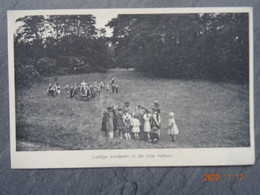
{"left": 143, "top": 109, "right": 152, "bottom": 141}
{"left": 168, "top": 112, "right": 179, "bottom": 142}
{"left": 56, "top": 83, "right": 61, "bottom": 96}
{"left": 105, "top": 83, "right": 110, "bottom": 92}
{"left": 131, "top": 115, "right": 141, "bottom": 139}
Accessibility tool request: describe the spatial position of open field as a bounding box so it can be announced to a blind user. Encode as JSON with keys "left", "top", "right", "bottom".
{"left": 15, "top": 69, "right": 250, "bottom": 151}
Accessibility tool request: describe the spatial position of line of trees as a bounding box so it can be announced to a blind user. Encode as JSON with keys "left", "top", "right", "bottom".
{"left": 14, "top": 15, "right": 113, "bottom": 87}
{"left": 106, "top": 13, "right": 249, "bottom": 83}
{"left": 14, "top": 13, "right": 249, "bottom": 89}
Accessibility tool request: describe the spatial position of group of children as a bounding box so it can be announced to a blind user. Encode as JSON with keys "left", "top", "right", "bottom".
{"left": 47, "top": 83, "right": 61, "bottom": 97}
{"left": 47, "top": 77, "right": 120, "bottom": 100}
{"left": 100, "top": 100, "right": 179, "bottom": 143}
{"left": 47, "top": 79, "right": 179, "bottom": 143}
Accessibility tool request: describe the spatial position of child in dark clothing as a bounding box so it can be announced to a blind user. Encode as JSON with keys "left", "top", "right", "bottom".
{"left": 123, "top": 111, "right": 132, "bottom": 140}
{"left": 101, "top": 111, "right": 109, "bottom": 136}
{"left": 70, "top": 84, "right": 74, "bottom": 98}
{"left": 111, "top": 77, "right": 116, "bottom": 93}
{"left": 107, "top": 107, "right": 114, "bottom": 138}
{"left": 115, "top": 108, "right": 125, "bottom": 139}
{"left": 152, "top": 100, "right": 160, "bottom": 113}
{"left": 151, "top": 109, "right": 161, "bottom": 139}
{"left": 124, "top": 101, "right": 130, "bottom": 112}
{"left": 47, "top": 83, "right": 52, "bottom": 96}
{"left": 150, "top": 127, "right": 159, "bottom": 144}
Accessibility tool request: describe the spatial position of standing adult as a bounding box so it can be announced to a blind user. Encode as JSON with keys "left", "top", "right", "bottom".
{"left": 111, "top": 77, "right": 116, "bottom": 93}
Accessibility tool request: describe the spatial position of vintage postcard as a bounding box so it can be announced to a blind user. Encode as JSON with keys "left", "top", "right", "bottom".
{"left": 8, "top": 7, "right": 254, "bottom": 168}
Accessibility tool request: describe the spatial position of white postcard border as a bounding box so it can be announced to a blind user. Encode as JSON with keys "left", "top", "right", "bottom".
{"left": 8, "top": 7, "right": 255, "bottom": 169}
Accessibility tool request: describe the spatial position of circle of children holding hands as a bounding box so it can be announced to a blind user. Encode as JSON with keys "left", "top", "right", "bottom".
{"left": 47, "top": 77, "right": 119, "bottom": 100}
{"left": 101, "top": 100, "right": 179, "bottom": 144}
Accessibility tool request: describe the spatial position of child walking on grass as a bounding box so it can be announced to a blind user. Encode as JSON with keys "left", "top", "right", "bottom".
{"left": 168, "top": 112, "right": 179, "bottom": 142}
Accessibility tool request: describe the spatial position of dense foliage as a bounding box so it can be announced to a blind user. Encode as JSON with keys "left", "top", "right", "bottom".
{"left": 14, "top": 15, "right": 113, "bottom": 87}
{"left": 14, "top": 13, "right": 249, "bottom": 88}
{"left": 107, "top": 13, "right": 249, "bottom": 83}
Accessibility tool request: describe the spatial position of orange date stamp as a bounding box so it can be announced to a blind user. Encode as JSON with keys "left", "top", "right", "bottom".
{"left": 204, "top": 174, "right": 243, "bottom": 181}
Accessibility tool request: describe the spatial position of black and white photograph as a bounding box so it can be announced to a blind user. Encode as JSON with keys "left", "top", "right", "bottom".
{"left": 8, "top": 8, "right": 254, "bottom": 168}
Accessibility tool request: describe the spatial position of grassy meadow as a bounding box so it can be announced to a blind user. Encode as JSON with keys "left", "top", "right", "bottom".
{"left": 15, "top": 69, "right": 250, "bottom": 151}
